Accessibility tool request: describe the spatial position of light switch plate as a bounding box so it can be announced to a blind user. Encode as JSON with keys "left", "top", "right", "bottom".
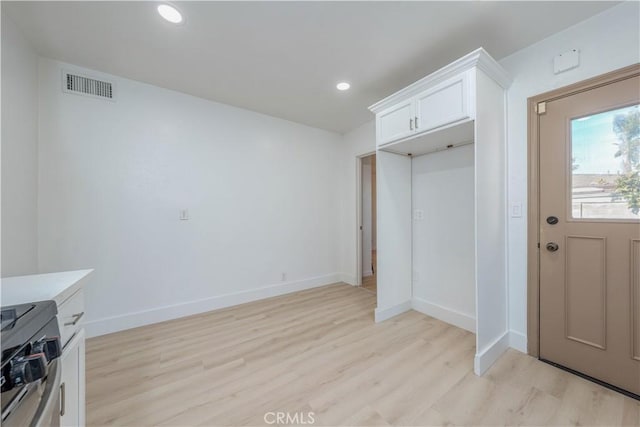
{"left": 510, "top": 203, "right": 522, "bottom": 218}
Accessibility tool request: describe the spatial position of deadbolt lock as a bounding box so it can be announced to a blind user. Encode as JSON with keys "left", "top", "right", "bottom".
{"left": 546, "top": 216, "right": 559, "bottom": 225}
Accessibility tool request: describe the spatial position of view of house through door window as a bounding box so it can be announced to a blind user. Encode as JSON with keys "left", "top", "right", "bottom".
{"left": 361, "top": 154, "right": 377, "bottom": 293}
{"left": 571, "top": 104, "right": 640, "bottom": 220}
{"left": 539, "top": 72, "right": 640, "bottom": 397}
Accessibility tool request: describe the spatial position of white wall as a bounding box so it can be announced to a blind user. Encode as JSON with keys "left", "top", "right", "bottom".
{"left": 499, "top": 1, "right": 640, "bottom": 348}
{"left": 412, "top": 145, "right": 475, "bottom": 321}
{"left": 37, "top": 59, "right": 343, "bottom": 336}
{"left": 375, "top": 150, "right": 412, "bottom": 320}
{"left": 1, "top": 13, "right": 39, "bottom": 277}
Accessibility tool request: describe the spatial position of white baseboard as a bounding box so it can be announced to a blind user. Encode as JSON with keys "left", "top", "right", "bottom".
{"left": 509, "top": 330, "right": 527, "bottom": 353}
{"left": 85, "top": 273, "right": 341, "bottom": 338}
{"left": 411, "top": 297, "right": 475, "bottom": 333}
{"left": 474, "top": 331, "right": 510, "bottom": 375}
{"left": 374, "top": 300, "right": 412, "bottom": 323}
{"left": 339, "top": 273, "right": 356, "bottom": 286}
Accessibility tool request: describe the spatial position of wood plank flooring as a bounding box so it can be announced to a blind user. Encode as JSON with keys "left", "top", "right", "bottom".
{"left": 86, "top": 283, "right": 639, "bottom": 426}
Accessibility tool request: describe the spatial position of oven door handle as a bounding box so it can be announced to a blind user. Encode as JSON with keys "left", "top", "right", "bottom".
{"left": 30, "top": 359, "right": 61, "bottom": 427}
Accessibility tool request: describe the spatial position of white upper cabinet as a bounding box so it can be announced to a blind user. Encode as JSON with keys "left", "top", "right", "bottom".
{"left": 373, "top": 71, "right": 473, "bottom": 148}
{"left": 370, "top": 48, "right": 510, "bottom": 151}
{"left": 377, "top": 99, "right": 415, "bottom": 145}
{"left": 414, "top": 71, "right": 472, "bottom": 133}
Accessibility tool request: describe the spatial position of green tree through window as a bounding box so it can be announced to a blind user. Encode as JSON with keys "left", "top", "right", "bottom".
{"left": 613, "top": 108, "right": 640, "bottom": 214}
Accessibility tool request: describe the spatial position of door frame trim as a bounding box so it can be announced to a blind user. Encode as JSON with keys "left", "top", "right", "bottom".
{"left": 356, "top": 151, "right": 376, "bottom": 288}
{"left": 527, "top": 63, "right": 640, "bottom": 357}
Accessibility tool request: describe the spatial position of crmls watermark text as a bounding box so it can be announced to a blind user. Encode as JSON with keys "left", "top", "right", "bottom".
{"left": 263, "top": 411, "right": 315, "bottom": 425}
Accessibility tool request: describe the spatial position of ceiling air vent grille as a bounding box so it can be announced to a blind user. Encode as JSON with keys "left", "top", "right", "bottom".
{"left": 62, "top": 71, "right": 115, "bottom": 101}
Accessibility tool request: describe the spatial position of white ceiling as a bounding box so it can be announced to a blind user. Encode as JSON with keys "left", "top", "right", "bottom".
{"left": 4, "top": 1, "right": 618, "bottom": 133}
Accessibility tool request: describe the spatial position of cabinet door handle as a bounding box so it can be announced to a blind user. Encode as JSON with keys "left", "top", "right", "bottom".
{"left": 60, "top": 382, "right": 66, "bottom": 416}
{"left": 409, "top": 118, "right": 414, "bottom": 131}
{"left": 415, "top": 116, "right": 419, "bottom": 129}
{"left": 64, "top": 312, "right": 85, "bottom": 326}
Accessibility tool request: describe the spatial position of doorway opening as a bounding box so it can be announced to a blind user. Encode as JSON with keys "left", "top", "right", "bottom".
{"left": 359, "top": 153, "right": 377, "bottom": 293}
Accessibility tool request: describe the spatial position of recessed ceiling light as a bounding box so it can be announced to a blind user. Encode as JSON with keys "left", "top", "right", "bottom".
{"left": 336, "top": 82, "right": 351, "bottom": 91}
{"left": 157, "top": 4, "right": 183, "bottom": 24}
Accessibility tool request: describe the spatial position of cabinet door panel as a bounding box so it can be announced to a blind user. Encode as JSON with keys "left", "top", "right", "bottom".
{"left": 415, "top": 74, "right": 470, "bottom": 132}
{"left": 377, "top": 100, "right": 414, "bottom": 145}
{"left": 60, "top": 344, "right": 78, "bottom": 427}
{"left": 78, "top": 330, "right": 85, "bottom": 427}
{"left": 60, "top": 329, "right": 85, "bottom": 427}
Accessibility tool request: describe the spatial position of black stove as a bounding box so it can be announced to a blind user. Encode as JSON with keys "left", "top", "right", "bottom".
{"left": 1, "top": 301, "right": 61, "bottom": 426}
{"left": 1, "top": 304, "right": 35, "bottom": 331}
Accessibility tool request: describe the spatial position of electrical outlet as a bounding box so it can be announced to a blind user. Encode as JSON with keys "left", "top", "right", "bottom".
{"left": 281, "top": 272, "right": 286, "bottom": 282}
{"left": 413, "top": 209, "right": 424, "bottom": 221}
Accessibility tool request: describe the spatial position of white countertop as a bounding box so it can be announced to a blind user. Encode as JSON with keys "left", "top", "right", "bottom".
{"left": 1, "top": 269, "right": 93, "bottom": 307}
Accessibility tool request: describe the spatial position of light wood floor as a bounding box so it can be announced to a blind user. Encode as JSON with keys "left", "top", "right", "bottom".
{"left": 86, "top": 284, "right": 639, "bottom": 426}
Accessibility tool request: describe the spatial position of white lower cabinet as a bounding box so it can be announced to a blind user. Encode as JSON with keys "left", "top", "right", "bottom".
{"left": 60, "top": 329, "right": 86, "bottom": 427}
{"left": 57, "top": 285, "right": 86, "bottom": 427}
{"left": 0, "top": 271, "right": 91, "bottom": 427}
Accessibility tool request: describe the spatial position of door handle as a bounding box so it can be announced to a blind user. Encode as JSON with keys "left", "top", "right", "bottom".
{"left": 64, "top": 312, "right": 85, "bottom": 326}
{"left": 546, "top": 242, "right": 559, "bottom": 252}
{"left": 60, "top": 382, "right": 65, "bottom": 416}
{"left": 409, "top": 118, "right": 414, "bottom": 131}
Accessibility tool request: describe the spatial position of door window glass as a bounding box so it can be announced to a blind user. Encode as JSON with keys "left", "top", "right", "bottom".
{"left": 571, "top": 104, "right": 640, "bottom": 220}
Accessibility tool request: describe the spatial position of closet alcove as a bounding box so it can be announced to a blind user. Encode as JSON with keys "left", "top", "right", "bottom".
{"left": 369, "top": 48, "right": 512, "bottom": 375}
